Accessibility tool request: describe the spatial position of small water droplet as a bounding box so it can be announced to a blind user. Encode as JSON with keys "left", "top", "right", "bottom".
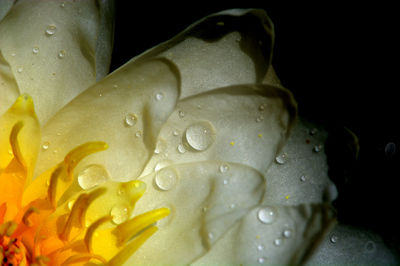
{"left": 283, "top": 229, "right": 292, "bottom": 238}
{"left": 58, "top": 49, "right": 66, "bottom": 59}
{"left": 257, "top": 244, "right": 265, "bottom": 251}
{"left": 208, "top": 232, "right": 214, "bottom": 239}
{"left": 124, "top": 113, "right": 137, "bottom": 127}
{"left": 154, "top": 168, "right": 178, "bottom": 191}
{"left": 364, "top": 240, "right": 376, "bottom": 253}
{"left": 173, "top": 129, "right": 180, "bottom": 136}
{"left": 256, "top": 115, "right": 264, "bottom": 122}
{"left": 113, "top": 84, "right": 118, "bottom": 88}
{"left": 77, "top": 164, "right": 110, "bottom": 190}
{"left": 67, "top": 199, "right": 75, "bottom": 210}
{"left": 11, "top": 52, "right": 16, "bottom": 57}
{"left": 41, "top": 141, "right": 50, "bottom": 150}
{"left": 259, "top": 104, "right": 266, "bottom": 111}
{"left": 177, "top": 144, "right": 186, "bottom": 154}
{"left": 330, "top": 234, "right": 338, "bottom": 243}
{"left": 202, "top": 206, "right": 208, "bottom": 213}
{"left": 313, "top": 144, "right": 323, "bottom": 153}
{"left": 45, "top": 24, "right": 57, "bottom": 36}
{"left": 60, "top": 2, "right": 65, "bottom": 8}
{"left": 17, "top": 66, "right": 23, "bottom": 73}
{"left": 154, "top": 139, "right": 167, "bottom": 155}
{"left": 258, "top": 257, "right": 266, "bottom": 264}
{"left": 275, "top": 153, "right": 287, "bottom": 165}
{"left": 309, "top": 128, "right": 318, "bottom": 136}
{"left": 274, "top": 238, "right": 283, "bottom": 246}
{"left": 178, "top": 110, "right": 185, "bottom": 118}
{"left": 135, "top": 131, "right": 142, "bottom": 138}
{"left": 300, "top": 175, "right": 307, "bottom": 182}
{"left": 111, "top": 204, "right": 130, "bottom": 224}
{"left": 32, "top": 47, "right": 39, "bottom": 54}
{"left": 184, "top": 121, "right": 215, "bottom": 151}
{"left": 219, "top": 164, "right": 229, "bottom": 173}
{"left": 155, "top": 92, "right": 164, "bottom": 101}
{"left": 229, "top": 203, "right": 236, "bottom": 209}
{"left": 257, "top": 207, "right": 276, "bottom": 224}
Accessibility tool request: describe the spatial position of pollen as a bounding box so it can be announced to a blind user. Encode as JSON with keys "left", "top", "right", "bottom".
{"left": 0, "top": 95, "right": 169, "bottom": 265}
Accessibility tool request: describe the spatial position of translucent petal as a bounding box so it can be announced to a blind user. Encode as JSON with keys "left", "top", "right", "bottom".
{"left": 0, "top": 0, "right": 114, "bottom": 125}
{"left": 35, "top": 58, "right": 180, "bottom": 181}
{"left": 193, "top": 204, "right": 335, "bottom": 265}
{"left": 128, "top": 161, "right": 265, "bottom": 264}
{"left": 0, "top": 0, "right": 13, "bottom": 22}
{"left": 141, "top": 83, "right": 296, "bottom": 176}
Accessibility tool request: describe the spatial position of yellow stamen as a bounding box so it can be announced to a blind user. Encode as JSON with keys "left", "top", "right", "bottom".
{"left": 9, "top": 121, "right": 25, "bottom": 166}
{"left": 22, "top": 207, "right": 40, "bottom": 227}
{"left": 60, "top": 253, "right": 107, "bottom": 266}
{"left": 84, "top": 215, "right": 113, "bottom": 252}
{"left": 0, "top": 221, "right": 17, "bottom": 237}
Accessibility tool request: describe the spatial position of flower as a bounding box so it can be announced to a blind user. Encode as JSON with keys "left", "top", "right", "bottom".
{"left": 0, "top": 2, "right": 343, "bottom": 265}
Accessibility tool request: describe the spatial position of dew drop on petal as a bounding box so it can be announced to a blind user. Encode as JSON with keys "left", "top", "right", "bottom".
{"left": 223, "top": 179, "right": 229, "bottom": 185}
{"left": 184, "top": 121, "right": 215, "bottom": 151}
{"left": 258, "top": 257, "right": 266, "bottom": 264}
{"left": 155, "top": 92, "right": 164, "bottom": 101}
{"left": 178, "top": 110, "right": 185, "bottom": 118}
{"left": 208, "top": 232, "right": 214, "bottom": 240}
{"left": 313, "top": 144, "right": 323, "bottom": 153}
{"left": 111, "top": 204, "right": 130, "bottom": 224}
{"left": 77, "top": 164, "right": 110, "bottom": 190}
{"left": 274, "top": 238, "right": 283, "bottom": 246}
{"left": 32, "top": 47, "right": 39, "bottom": 54}
{"left": 60, "top": 2, "right": 65, "bottom": 8}
{"left": 219, "top": 163, "right": 229, "bottom": 173}
{"left": 256, "top": 115, "right": 264, "bottom": 122}
{"left": 58, "top": 49, "right": 66, "bottom": 59}
{"left": 229, "top": 203, "right": 236, "bottom": 209}
{"left": 177, "top": 144, "right": 186, "bottom": 154}
{"left": 330, "top": 234, "right": 338, "bottom": 243}
{"left": 154, "top": 139, "right": 167, "bottom": 154}
{"left": 172, "top": 129, "right": 180, "bottom": 136}
{"left": 124, "top": 113, "right": 137, "bottom": 127}
{"left": 17, "top": 66, "right": 23, "bottom": 73}
{"left": 309, "top": 128, "right": 318, "bottom": 136}
{"left": 257, "top": 207, "right": 276, "bottom": 224}
{"left": 154, "top": 160, "right": 173, "bottom": 171}
{"left": 300, "top": 175, "right": 307, "bottom": 182}
{"left": 257, "top": 244, "right": 265, "bottom": 251}
{"left": 259, "top": 103, "right": 266, "bottom": 111}
{"left": 283, "top": 229, "right": 293, "bottom": 238}
{"left": 41, "top": 141, "right": 50, "bottom": 151}
{"left": 135, "top": 131, "right": 142, "bottom": 138}
{"left": 45, "top": 24, "right": 57, "bottom": 36}
{"left": 154, "top": 168, "right": 178, "bottom": 191}
{"left": 275, "top": 153, "right": 287, "bottom": 165}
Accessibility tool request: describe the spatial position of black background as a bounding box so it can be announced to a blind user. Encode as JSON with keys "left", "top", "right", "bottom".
{"left": 110, "top": 2, "right": 399, "bottom": 255}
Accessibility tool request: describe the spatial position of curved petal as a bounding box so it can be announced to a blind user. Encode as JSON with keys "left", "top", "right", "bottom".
{"left": 35, "top": 58, "right": 180, "bottom": 181}
{"left": 0, "top": 0, "right": 14, "bottom": 22}
{"left": 128, "top": 161, "right": 265, "bottom": 264}
{"left": 0, "top": 0, "right": 114, "bottom": 125}
{"left": 141, "top": 83, "right": 296, "bottom": 177}
{"left": 127, "top": 9, "right": 273, "bottom": 99}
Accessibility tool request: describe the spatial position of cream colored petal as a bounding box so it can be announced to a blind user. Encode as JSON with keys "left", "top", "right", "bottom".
{"left": 0, "top": 0, "right": 14, "bottom": 22}
{"left": 262, "top": 118, "right": 338, "bottom": 206}
{"left": 141, "top": 83, "right": 296, "bottom": 177}
{"left": 127, "top": 161, "right": 265, "bottom": 265}
{"left": 0, "top": 0, "right": 114, "bottom": 125}
{"left": 127, "top": 9, "right": 273, "bottom": 99}
{"left": 35, "top": 58, "right": 180, "bottom": 181}
{"left": 194, "top": 203, "right": 335, "bottom": 265}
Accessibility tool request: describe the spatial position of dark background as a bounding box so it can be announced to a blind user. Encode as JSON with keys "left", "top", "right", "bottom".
{"left": 110, "top": 2, "right": 399, "bottom": 254}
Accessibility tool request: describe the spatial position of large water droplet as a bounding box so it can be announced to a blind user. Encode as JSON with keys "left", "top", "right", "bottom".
{"left": 32, "top": 47, "right": 39, "bottom": 54}
{"left": 111, "top": 204, "right": 130, "bottom": 224}
{"left": 257, "top": 207, "right": 276, "bottom": 224}
{"left": 184, "top": 121, "right": 215, "bottom": 151}
{"left": 58, "top": 49, "right": 66, "bottom": 59}
{"left": 45, "top": 24, "right": 57, "bottom": 36}
{"left": 124, "top": 113, "right": 137, "bottom": 127}
{"left": 154, "top": 168, "right": 178, "bottom": 191}
{"left": 275, "top": 153, "right": 287, "bottom": 165}
{"left": 77, "top": 164, "right": 110, "bottom": 190}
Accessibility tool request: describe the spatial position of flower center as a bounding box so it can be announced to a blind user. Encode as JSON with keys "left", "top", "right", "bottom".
{"left": 0, "top": 225, "right": 24, "bottom": 265}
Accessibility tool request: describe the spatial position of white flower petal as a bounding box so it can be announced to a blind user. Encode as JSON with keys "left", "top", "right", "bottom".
{"left": 0, "top": 0, "right": 114, "bottom": 124}
{"left": 0, "top": 0, "right": 14, "bottom": 22}
{"left": 35, "top": 58, "right": 180, "bottom": 181}
{"left": 194, "top": 203, "right": 335, "bottom": 265}
{"left": 129, "top": 161, "right": 265, "bottom": 265}
{"left": 141, "top": 83, "right": 296, "bottom": 177}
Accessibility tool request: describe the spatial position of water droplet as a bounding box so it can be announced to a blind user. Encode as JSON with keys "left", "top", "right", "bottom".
{"left": 111, "top": 204, "right": 130, "bottom": 224}
{"left": 229, "top": 203, "right": 236, "bottom": 209}
{"left": 274, "top": 238, "right": 283, "bottom": 246}
{"left": 257, "top": 207, "right": 276, "bottom": 224}
{"left": 364, "top": 240, "right": 376, "bottom": 253}
{"left": 17, "top": 66, "right": 23, "bottom": 73}
{"left": 385, "top": 142, "right": 396, "bottom": 157}
{"left": 58, "top": 49, "right": 66, "bottom": 59}
{"left": 177, "top": 144, "right": 186, "bottom": 154}
{"left": 155, "top": 92, "right": 164, "bottom": 101}
{"left": 11, "top": 52, "right": 16, "bottom": 57}
{"left": 223, "top": 179, "right": 229, "bottom": 185}
{"left": 173, "top": 129, "right": 180, "bottom": 136}
{"left": 184, "top": 121, "right": 215, "bottom": 151}
{"left": 275, "top": 153, "right": 287, "bottom": 165}
{"left": 154, "top": 168, "right": 178, "bottom": 191}
{"left": 258, "top": 257, "right": 266, "bottom": 264}
{"left": 154, "top": 139, "right": 167, "bottom": 155}
{"left": 67, "top": 199, "right": 75, "bottom": 210}
{"left": 309, "top": 128, "right": 318, "bottom": 136}
{"left": 154, "top": 160, "right": 172, "bottom": 171}
{"left": 45, "top": 24, "right": 57, "bottom": 36}
{"left": 77, "top": 164, "right": 110, "bottom": 190}
{"left": 219, "top": 164, "right": 229, "bottom": 173}
{"left": 330, "top": 234, "right": 338, "bottom": 243}
{"left": 313, "top": 144, "right": 323, "bottom": 153}
{"left": 256, "top": 115, "right": 264, "bottom": 122}
{"left": 259, "top": 104, "right": 266, "bottom": 111}
{"left": 135, "top": 131, "right": 142, "bottom": 138}
{"left": 60, "top": 2, "right": 65, "bottom": 8}
{"left": 283, "top": 229, "right": 292, "bottom": 238}
{"left": 257, "top": 244, "right": 265, "bottom": 251}
{"left": 32, "top": 47, "right": 39, "bottom": 54}
{"left": 113, "top": 84, "right": 118, "bottom": 88}
{"left": 41, "top": 141, "right": 50, "bottom": 150}
{"left": 300, "top": 175, "right": 307, "bottom": 182}
{"left": 124, "top": 113, "right": 137, "bottom": 127}
{"left": 178, "top": 110, "right": 185, "bottom": 118}
{"left": 208, "top": 232, "right": 214, "bottom": 240}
